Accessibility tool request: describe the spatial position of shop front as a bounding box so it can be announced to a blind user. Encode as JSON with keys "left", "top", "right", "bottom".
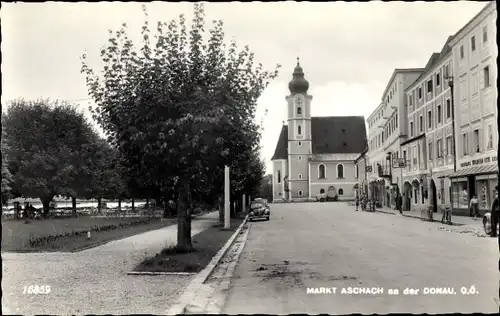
{"left": 449, "top": 156, "right": 498, "bottom": 216}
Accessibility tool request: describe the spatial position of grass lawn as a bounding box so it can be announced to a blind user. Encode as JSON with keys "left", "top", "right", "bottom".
{"left": 135, "top": 216, "right": 245, "bottom": 273}
{"left": 1, "top": 216, "right": 176, "bottom": 252}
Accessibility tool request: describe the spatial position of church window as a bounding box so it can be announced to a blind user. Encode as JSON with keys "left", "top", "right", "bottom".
{"left": 277, "top": 170, "right": 281, "bottom": 183}
{"left": 297, "top": 107, "right": 302, "bottom": 115}
{"left": 297, "top": 125, "right": 302, "bottom": 135}
{"left": 298, "top": 156, "right": 302, "bottom": 160}
{"left": 338, "top": 189, "right": 344, "bottom": 195}
{"left": 337, "top": 164, "right": 344, "bottom": 178}
{"left": 298, "top": 173, "right": 303, "bottom": 179}
{"left": 318, "top": 164, "right": 326, "bottom": 179}
{"left": 320, "top": 189, "right": 325, "bottom": 194}
{"left": 298, "top": 190, "right": 303, "bottom": 197}
{"left": 298, "top": 141, "right": 302, "bottom": 147}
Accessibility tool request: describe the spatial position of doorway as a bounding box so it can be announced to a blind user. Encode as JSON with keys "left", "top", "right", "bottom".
{"left": 430, "top": 179, "right": 438, "bottom": 213}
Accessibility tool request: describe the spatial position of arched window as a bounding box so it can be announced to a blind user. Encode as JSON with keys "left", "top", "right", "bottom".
{"left": 297, "top": 125, "right": 302, "bottom": 135}
{"left": 337, "top": 164, "right": 344, "bottom": 178}
{"left": 277, "top": 170, "right": 281, "bottom": 183}
{"left": 338, "top": 189, "right": 344, "bottom": 195}
{"left": 297, "top": 107, "right": 302, "bottom": 115}
{"left": 318, "top": 164, "right": 326, "bottom": 179}
{"left": 320, "top": 189, "right": 325, "bottom": 194}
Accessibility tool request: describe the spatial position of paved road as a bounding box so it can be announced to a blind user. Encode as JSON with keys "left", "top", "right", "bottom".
{"left": 222, "top": 202, "right": 498, "bottom": 314}
{"left": 1, "top": 212, "right": 218, "bottom": 315}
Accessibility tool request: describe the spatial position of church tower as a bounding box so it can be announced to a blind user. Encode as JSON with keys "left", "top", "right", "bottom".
{"left": 286, "top": 58, "right": 312, "bottom": 200}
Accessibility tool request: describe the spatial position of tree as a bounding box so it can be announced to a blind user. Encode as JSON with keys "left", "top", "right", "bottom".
{"left": 2, "top": 99, "right": 96, "bottom": 216}
{"left": 81, "top": 3, "right": 279, "bottom": 250}
{"left": 84, "top": 138, "right": 126, "bottom": 212}
{"left": 1, "top": 141, "right": 13, "bottom": 205}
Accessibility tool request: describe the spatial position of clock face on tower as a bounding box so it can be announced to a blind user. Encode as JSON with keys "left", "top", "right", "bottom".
{"left": 295, "top": 94, "right": 304, "bottom": 106}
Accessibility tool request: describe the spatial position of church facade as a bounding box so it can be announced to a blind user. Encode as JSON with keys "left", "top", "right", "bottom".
{"left": 271, "top": 60, "right": 368, "bottom": 202}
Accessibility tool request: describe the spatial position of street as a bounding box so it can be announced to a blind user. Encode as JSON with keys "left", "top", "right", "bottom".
{"left": 221, "top": 202, "right": 498, "bottom": 314}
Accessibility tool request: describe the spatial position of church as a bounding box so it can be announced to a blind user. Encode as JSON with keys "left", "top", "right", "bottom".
{"left": 271, "top": 59, "right": 368, "bottom": 202}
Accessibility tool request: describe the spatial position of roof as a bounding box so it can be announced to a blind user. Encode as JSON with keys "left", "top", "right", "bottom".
{"left": 271, "top": 116, "right": 367, "bottom": 160}
{"left": 271, "top": 125, "right": 288, "bottom": 160}
{"left": 311, "top": 116, "right": 367, "bottom": 154}
{"left": 406, "top": 36, "right": 454, "bottom": 92}
{"left": 448, "top": 164, "right": 498, "bottom": 178}
{"left": 380, "top": 68, "right": 425, "bottom": 101}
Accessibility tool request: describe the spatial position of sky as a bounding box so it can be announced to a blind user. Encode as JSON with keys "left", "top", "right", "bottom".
{"left": 1, "top": 1, "right": 488, "bottom": 174}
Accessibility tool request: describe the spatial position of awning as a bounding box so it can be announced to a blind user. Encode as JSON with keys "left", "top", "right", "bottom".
{"left": 448, "top": 164, "right": 498, "bottom": 178}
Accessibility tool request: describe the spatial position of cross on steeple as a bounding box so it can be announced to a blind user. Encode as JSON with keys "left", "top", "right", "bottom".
{"left": 297, "top": 56, "right": 300, "bottom": 66}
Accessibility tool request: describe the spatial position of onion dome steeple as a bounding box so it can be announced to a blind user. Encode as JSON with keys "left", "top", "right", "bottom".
{"left": 288, "top": 57, "right": 309, "bottom": 95}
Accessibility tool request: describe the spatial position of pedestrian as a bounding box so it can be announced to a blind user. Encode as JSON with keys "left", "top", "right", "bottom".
{"left": 469, "top": 195, "right": 479, "bottom": 219}
{"left": 355, "top": 195, "right": 359, "bottom": 211}
{"left": 490, "top": 187, "right": 498, "bottom": 237}
{"left": 396, "top": 193, "right": 403, "bottom": 214}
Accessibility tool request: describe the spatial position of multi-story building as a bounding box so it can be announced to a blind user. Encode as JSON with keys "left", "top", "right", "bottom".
{"left": 447, "top": 1, "right": 498, "bottom": 215}
{"left": 401, "top": 37, "right": 455, "bottom": 214}
{"left": 364, "top": 69, "right": 424, "bottom": 207}
{"left": 271, "top": 59, "right": 367, "bottom": 202}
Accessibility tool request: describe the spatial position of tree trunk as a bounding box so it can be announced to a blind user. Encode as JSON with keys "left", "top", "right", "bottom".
{"left": 163, "top": 193, "right": 169, "bottom": 218}
{"left": 230, "top": 195, "right": 235, "bottom": 217}
{"left": 131, "top": 198, "right": 135, "bottom": 211}
{"left": 41, "top": 196, "right": 53, "bottom": 217}
{"left": 118, "top": 198, "right": 122, "bottom": 212}
{"left": 176, "top": 180, "right": 192, "bottom": 250}
{"left": 146, "top": 197, "right": 150, "bottom": 209}
{"left": 71, "top": 196, "right": 77, "bottom": 217}
{"left": 97, "top": 198, "right": 102, "bottom": 214}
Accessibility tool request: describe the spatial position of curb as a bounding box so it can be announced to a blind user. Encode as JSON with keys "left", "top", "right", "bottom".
{"left": 127, "top": 271, "right": 196, "bottom": 276}
{"left": 375, "top": 210, "right": 397, "bottom": 215}
{"left": 203, "top": 222, "right": 252, "bottom": 314}
{"left": 166, "top": 215, "right": 249, "bottom": 315}
{"left": 71, "top": 239, "right": 114, "bottom": 253}
{"left": 71, "top": 214, "right": 215, "bottom": 253}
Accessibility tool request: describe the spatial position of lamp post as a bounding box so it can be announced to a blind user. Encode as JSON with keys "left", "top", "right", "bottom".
{"left": 444, "top": 75, "right": 457, "bottom": 173}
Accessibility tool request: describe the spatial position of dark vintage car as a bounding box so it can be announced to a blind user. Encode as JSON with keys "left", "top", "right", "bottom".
{"left": 483, "top": 211, "right": 499, "bottom": 235}
{"left": 249, "top": 198, "right": 270, "bottom": 221}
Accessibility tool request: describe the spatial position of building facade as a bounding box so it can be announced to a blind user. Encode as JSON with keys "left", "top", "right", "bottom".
{"left": 271, "top": 60, "right": 367, "bottom": 202}
{"left": 401, "top": 37, "right": 455, "bottom": 214}
{"left": 365, "top": 69, "right": 424, "bottom": 208}
{"left": 362, "top": 1, "right": 497, "bottom": 215}
{"left": 447, "top": 1, "right": 498, "bottom": 216}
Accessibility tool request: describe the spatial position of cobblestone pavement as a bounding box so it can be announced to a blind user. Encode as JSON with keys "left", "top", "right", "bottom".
{"left": 221, "top": 202, "right": 498, "bottom": 314}
{"left": 1, "top": 212, "right": 219, "bottom": 315}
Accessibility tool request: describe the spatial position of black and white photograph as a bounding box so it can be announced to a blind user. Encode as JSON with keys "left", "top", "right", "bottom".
{"left": 1, "top": 1, "right": 498, "bottom": 314}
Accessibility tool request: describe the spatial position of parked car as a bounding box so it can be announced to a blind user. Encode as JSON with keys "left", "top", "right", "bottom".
{"left": 483, "top": 212, "right": 499, "bottom": 235}
{"left": 316, "top": 193, "right": 327, "bottom": 202}
{"left": 249, "top": 198, "right": 270, "bottom": 221}
{"left": 316, "top": 192, "right": 338, "bottom": 202}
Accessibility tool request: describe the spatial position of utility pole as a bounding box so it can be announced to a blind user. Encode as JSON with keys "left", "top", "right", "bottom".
{"left": 445, "top": 75, "right": 457, "bottom": 173}
{"left": 224, "top": 165, "right": 230, "bottom": 229}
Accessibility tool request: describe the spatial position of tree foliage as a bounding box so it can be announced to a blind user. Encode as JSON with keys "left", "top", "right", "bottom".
{"left": 81, "top": 3, "right": 279, "bottom": 248}
{"left": 1, "top": 135, "right": 13, "bottom": 205}
{"left": 2, "top": 99, "right": 124, "bottom": 215}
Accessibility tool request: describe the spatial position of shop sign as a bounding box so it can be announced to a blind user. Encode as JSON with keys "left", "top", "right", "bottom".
{"left": 460, "top": 155, "right": 497, "bottom": 168}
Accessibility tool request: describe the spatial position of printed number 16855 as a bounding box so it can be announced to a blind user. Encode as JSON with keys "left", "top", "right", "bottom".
{"left": 23, "top": 285, "right": 51, "bottom": 294}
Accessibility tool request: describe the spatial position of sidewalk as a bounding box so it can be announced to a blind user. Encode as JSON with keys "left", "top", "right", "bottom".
{"left": 374, "top": 206, "right": 483, "bottom": 227}
{"left": 2, "top": 211, "right": 221, "bottom": 315}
